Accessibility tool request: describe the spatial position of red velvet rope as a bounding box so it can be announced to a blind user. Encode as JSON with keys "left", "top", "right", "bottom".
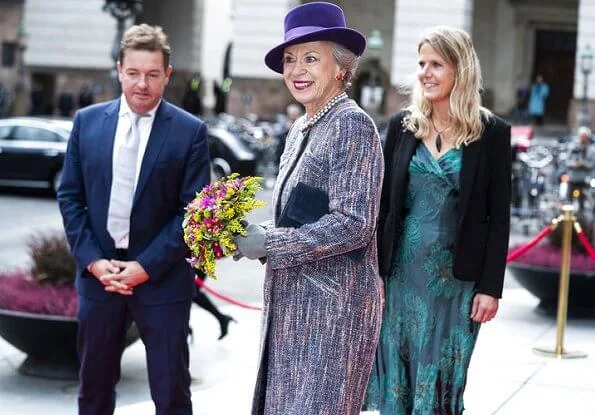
{"left": 506, "top": 225, "right": 554, "bottom": 263}
{"left": 575, "top": 228, "right": 595, "bottom": 261}
{"left": 196, "top": 221, "right": 560, "bottom": 309}
{"left": 195, "top": 277, "right": 263, "bottom": 311}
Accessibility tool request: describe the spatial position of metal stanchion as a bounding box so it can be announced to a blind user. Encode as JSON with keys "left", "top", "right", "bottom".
{"left": 533, "top": 205, "right": 587, "bottom": 359}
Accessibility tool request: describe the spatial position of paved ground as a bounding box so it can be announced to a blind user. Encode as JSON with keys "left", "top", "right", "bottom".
{"left": 2, "top": 125, "right": 593, "bottom": 414}
{"left": 1, "top": 260, "right": 594, "bottom": 414}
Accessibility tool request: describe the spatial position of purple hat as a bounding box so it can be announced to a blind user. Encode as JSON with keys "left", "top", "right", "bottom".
{"left": 264, "top": 2, "right": 366, "bottom": 74}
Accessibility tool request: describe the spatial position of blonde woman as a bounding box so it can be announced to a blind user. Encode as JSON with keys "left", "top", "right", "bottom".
{"left": 364, "top": 26, "right": 511, "bottom": 414}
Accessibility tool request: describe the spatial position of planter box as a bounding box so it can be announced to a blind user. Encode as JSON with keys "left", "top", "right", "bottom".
{"left": 507, "top": 261, "right": 595, "bottom": 317}
{"left": 0, "top": 308, "right": 139, "bottom": 380}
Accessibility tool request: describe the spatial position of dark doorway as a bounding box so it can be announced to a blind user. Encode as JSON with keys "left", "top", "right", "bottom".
{"left": 30, "top": 73, "right": 55, "bottom": 116}
{"left": 352, "top": 59, "right": 387, "bottom": 118}
{"left": 533, "top": 30, "right": 576, "bottom": 123}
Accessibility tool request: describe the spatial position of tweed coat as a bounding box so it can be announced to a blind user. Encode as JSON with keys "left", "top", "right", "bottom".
{"left": 251, "top": 98, "right": 384, "bottom": 415}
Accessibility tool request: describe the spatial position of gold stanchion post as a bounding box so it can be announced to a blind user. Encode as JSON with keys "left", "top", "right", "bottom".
{"left": 533, "top": 205, "right": 587, "bottom": 359}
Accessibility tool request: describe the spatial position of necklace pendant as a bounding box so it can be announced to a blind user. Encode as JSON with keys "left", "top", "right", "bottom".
{"left": 435, "top": 133, "right": 442, "bottom": 153}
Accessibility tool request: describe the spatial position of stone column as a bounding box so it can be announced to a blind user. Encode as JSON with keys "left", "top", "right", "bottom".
{"left": 391, "top": 0, "right": 473, "bottom": 86}
{"left": 227, "top": 0, "right": 292, "bottom": 117}
{"left": 571, "top": 0, "right": 595, "bottom": 130}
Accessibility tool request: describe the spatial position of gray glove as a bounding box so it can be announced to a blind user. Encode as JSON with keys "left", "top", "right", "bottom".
{"left": 233, "top": 223, "right": 267, "bottom": 260}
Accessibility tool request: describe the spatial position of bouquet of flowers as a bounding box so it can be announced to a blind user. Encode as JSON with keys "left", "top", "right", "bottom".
{"left": 183, "top": 173, "right": 266, "bottom": 279}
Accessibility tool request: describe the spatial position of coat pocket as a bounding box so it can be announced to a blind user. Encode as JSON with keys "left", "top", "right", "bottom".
{"left": 302, "top": 272, "right": 341, "bottom": 300}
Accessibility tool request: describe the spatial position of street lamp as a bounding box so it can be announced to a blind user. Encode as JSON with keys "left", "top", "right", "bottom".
{"left": 579, "top": 44, "right": 593, "bottom": 127}
{"left": 103, "top": 0, "right": 143, "bottom": 97}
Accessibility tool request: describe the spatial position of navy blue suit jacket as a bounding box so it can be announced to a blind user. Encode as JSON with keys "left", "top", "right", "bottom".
{"left": 58, "top": 98, "right": 210, "bottom": 305}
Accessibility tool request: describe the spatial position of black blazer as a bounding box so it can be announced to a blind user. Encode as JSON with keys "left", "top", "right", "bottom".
{"left": 378, "top": 110, "right": 511, "bottom": 298}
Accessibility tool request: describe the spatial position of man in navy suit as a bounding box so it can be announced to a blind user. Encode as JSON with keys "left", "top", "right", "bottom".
{"left": 57, "top": 24, "right": 210, "bottom": 414}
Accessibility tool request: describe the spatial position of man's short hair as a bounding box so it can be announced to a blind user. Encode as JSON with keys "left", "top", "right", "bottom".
{"left": 119, "top": 24, "right": 171, "bottom": 68}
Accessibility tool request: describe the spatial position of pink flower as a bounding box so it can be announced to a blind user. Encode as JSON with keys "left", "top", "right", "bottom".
{"left": 183, "top": 173, "right": 265, "bottom": 279}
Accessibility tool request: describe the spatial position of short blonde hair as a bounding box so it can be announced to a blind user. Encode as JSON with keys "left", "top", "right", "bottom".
{"left": 404, "top": 26, "right": 491, "bottom": 147}
{"left": 119, "top": 24, "right": 171, "bottom": 68}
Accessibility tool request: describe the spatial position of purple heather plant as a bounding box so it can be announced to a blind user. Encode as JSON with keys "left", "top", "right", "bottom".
{"left": 0, "top": 232, "right": 77, "bottom": 316}
{"left": 509, "top": 243, "right": 595, "bottom": 272}
{"left": 0, "top": 271, "right": 77, "bottom": 317}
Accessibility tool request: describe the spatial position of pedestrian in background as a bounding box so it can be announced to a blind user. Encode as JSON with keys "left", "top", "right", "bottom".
{"left": 528, "top": 73, "right": 550, "bottom": 126}
{"left": 78, "top": 84, "right": 95, "bottom": 109}
{"left": 514, "top": 83, "right": 529, "bottom": 124}
{"left": 233, "top": 3, "right": 384, "bottom": 414}
{"left": 567, "top": 126, "right": 595, "bottom": 173}
{"left": 189, "top": 270, "right": 236, "bottom": 341}
{"left": 565, "top": 126, "right": 595, "bottom": 210}
{"left": 57, "top": 90, "right": 75, "bottom": 118}
{"left": 57, "top": 24, "right": 210, "bottom": 415}
{"left": 213, "top": 77, "right": 231, "bottom": 114}
{"left": 364, "top": 26, "right": 511, "bottom": 414}
{"left": 29, "top": 82, "right": 45, "bottom": 115}
{"left": 182, "top": 72, "right": 204, "bottom": 116}
{"left": 0, "top": 82, "right": 13, "bottom": 118}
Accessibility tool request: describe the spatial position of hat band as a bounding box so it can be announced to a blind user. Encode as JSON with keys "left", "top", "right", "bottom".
{"left": 285, "top": 25, "right": 331, "bottom": 41}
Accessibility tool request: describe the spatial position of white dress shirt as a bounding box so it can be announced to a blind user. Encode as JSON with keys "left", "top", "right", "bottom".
{"left": 109, "top": 96, "right": 160, "bottom": 248}
{"left": 112, "top": 96, "right": 160, "bottom": 190}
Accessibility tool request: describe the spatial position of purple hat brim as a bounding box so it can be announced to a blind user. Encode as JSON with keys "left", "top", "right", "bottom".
{"left": 264, "top": 27, "right": 366, "bottom": 74}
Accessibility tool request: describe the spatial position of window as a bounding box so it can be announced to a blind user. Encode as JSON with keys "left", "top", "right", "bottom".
{"left": 12, "top": 126, "right": 60, "bottom": 142}
{"left": 0, "top": 125, "right": 12, "bottom": 140}
{"left": 1, "top": 42, "right": 17, "bottom": 68}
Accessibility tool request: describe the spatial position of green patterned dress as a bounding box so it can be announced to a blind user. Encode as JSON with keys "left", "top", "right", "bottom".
{"left": 365, "top": 143, "right": 480, "bottom": 414}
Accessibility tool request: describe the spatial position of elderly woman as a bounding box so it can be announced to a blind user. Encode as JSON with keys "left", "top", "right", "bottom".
{"left": 233, "top": 2, "right": 384, "bottom": 414}
{"left": 364, "top": 26, "right": 511, "bottom": 414}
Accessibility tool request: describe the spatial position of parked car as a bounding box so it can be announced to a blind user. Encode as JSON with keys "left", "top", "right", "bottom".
{"left": 0, "top": 117, "right": 258, "bottom": 196}
{"left": 207, "top": 127, "right": 258, "bottom": 180}
{"left": 0, "top": 117, "right": 71, "bottom": 193}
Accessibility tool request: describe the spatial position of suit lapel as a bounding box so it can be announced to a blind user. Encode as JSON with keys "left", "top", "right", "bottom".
{"left": 458, "top": 140, "right": 481, "bottom": 227}
{"left": 133, "top": 100, "right": 172, "bottom": 204}
{"left": 102, "top": 99, "right": 120, "bottom": 195}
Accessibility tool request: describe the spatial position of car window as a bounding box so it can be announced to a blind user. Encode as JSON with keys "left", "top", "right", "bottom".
{"left": 0, "top": 125, "right": 11, "bottom": 140}
{"left": 12, "top": 126, "right": 60, "bottom": 142}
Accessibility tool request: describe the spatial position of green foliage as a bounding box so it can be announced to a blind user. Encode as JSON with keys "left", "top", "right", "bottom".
{"left": 183, "top": 173, "right": 266, "bottom": 279}
{"left": 28, "top": 232, "right": 75, "bottom": 285}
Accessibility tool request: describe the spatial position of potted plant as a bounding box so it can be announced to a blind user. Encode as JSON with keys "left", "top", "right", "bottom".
{"left": 507, "top": 217, "right": 595, "bottom": 317}
{"left": 0, "top": 232, "right": 139, "bottom": 380}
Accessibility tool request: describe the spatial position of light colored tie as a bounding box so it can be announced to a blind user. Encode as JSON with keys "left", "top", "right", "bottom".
{"left": 107, "top": 112, "right": 145, "bottom": 247}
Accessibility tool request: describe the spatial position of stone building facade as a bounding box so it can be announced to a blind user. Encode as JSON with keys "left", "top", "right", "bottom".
{"left": 18, "top": 0, "right": 231, "bottom": 116}
{"left": 0, "top": 0, "right": 25, "bottom": 115}
{"left": 230, "top": 0, "right": 594, "bottom": 129}
{"left": 14, "top": 0, "right": 595, "bottom": 129}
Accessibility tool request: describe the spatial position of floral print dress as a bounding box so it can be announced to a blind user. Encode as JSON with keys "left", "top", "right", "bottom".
{"left": 365, "top": 143, "right": 480, "bottom": 414}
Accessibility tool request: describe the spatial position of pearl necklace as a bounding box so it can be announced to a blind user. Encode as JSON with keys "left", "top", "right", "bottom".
{"left": 300, "top": 92, "right": 348, "bottom": 132}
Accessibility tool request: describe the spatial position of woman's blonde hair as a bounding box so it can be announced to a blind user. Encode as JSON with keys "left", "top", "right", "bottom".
{"left": 403, "top": 26, "right": 491, "bottom": 147}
